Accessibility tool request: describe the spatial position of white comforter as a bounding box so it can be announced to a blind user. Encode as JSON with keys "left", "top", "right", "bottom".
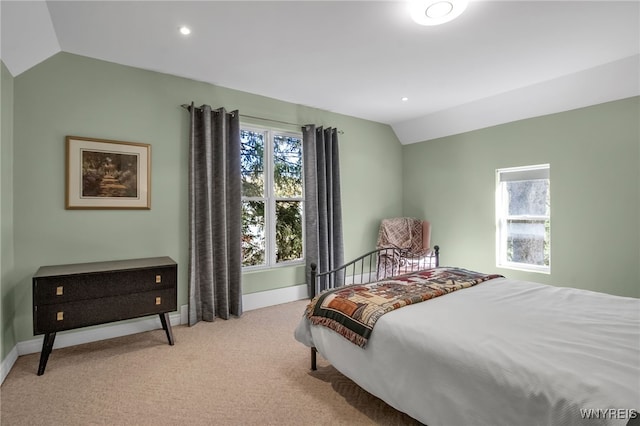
{"left": 295, "top": 277, "right": 640, "bottom": 426}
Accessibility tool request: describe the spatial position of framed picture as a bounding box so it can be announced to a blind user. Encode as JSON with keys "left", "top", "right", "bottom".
{"left": 66, "top": 136, "right": 151, "bottom": 209}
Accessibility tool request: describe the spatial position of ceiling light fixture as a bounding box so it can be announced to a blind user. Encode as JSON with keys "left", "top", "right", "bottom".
{"left": 401, "top": 97, "right": 409, "bottom": 102}
{"left": 409, "top": 0, "right": 468, "bottom": 26}
{"left": 179, "top": 26, "right": 191, "bottom": 36}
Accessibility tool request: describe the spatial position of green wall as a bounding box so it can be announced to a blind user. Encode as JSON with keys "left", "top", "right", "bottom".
{"left": 1, "top": 61, "right": 16, "bottom": 360}
{"left": 4, "top": 52, "right": 403, "bottom": 355}
{"left": 403, "top": 97, "right": 640, "bottom": 298}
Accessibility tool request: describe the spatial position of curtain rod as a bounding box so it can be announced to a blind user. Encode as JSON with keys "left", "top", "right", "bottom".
{"left": 180, "top": 104, "right": 343, "bottom": 134}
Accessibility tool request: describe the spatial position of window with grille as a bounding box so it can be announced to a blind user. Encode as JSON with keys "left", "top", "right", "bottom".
{"left": 241, "top": 125, "right": 304, "bottom": 269}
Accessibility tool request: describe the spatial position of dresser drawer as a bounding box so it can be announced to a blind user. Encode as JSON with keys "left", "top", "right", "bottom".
{"left": 34, "top": 287, "right": 177, "bottom": 334}
{"left": 33, "top": 266, "right": 176, "bottom": 306}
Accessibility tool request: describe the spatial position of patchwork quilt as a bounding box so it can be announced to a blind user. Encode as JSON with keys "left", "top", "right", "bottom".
{"left": 306, "top": 267, "right": 503, "bottom": 347}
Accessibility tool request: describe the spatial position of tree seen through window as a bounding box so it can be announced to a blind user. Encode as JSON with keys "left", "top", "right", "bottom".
{"left": 241, "top": 128, "right": 304, "bottom": 267}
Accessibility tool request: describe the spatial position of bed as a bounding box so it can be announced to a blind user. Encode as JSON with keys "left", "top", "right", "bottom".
{"left": 294, "top": 247, "right": 640, "bottom": 426}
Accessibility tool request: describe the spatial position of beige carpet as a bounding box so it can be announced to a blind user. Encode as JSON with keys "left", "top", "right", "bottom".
{"left": 1, "top": 300, "right": 420, "bottom": 425}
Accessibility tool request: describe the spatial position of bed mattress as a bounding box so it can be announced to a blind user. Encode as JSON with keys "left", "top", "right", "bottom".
{"left": 295, "top": 277, "right": 640, "bottom": 426}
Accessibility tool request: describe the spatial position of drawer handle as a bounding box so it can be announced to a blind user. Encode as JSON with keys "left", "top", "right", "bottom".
{"left": 56, "top": 286, "right": 63, "bottom": 296}
{"left": 57, "top": 312, "right": 64, "bottom": 321}
{"left": 156, "top": 275, "right": 162, "bottom": 284}
{"left": 155, "top": 297, "right": 162, "bottom": 305}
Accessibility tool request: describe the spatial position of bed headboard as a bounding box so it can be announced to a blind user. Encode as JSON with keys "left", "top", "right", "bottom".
{"left": 309, "top": 245, "right": 440, "bottom": 299}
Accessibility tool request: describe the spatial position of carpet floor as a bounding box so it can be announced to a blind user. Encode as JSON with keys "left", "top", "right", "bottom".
{"left": 0, "top": 300, "right": 419, "bottom": 425}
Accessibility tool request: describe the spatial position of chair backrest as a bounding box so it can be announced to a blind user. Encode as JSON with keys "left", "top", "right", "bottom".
{"left": 376, "top": 217, "right": 431, "bottom": 252}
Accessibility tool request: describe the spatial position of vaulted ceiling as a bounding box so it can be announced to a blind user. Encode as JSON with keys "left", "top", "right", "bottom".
{"left": 1, "top": 1, "right": 638, "bottom": 144}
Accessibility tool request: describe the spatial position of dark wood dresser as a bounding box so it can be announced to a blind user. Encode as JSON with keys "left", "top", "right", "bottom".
{"left": 32, "top": 256, "right": 177, "bottom": 375}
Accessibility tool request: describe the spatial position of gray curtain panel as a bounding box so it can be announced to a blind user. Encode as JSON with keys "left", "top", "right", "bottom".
{"left": 302, "top": 125, "right": 344, "bottom": 295}
{"left": 188, "top": 103, "right": 242, "bottom": 325}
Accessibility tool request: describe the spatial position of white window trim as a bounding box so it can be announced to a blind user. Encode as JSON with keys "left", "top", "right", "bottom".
{"left": 495, "top": 164, "right": 550, "bottom": 274}
{"left": 241, "top": 124, "right": 305, "bottom": 271}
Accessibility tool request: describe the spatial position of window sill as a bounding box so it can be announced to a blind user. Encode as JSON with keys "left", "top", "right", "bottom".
{"left": 497, "top": 262, "right": 550, "bottom": 275}
{"left": 242, "top": 260, "right": 305, "bottom": 273}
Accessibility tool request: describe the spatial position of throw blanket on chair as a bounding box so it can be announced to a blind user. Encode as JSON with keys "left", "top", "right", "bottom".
{"left": 377, "top": 217, "right": 425, "bottom": 254}
{"left": 306, "top": 267, "right": 503, "bottom": 347}
{"left": 376, "top": 217, "right": 434, "bottom": 277}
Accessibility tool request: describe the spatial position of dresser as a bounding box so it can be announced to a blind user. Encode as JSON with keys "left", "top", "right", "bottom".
{"left": 32, "top": 256, "right": 177, "bottom": 375}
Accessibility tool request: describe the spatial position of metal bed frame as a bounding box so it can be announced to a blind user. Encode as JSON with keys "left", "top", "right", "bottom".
{"left": 308, "top": 245, "right": 440, "bottom": 370}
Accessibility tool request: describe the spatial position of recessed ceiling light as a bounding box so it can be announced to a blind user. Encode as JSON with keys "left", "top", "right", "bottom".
{"left": 179, "top": 26, "right": 191, "bottom": 36}
{"left": 401, "top": 97, "right": 409, "bottom": 102}
{"left": 409, "top": 0, "right": 468, "bottom": 26}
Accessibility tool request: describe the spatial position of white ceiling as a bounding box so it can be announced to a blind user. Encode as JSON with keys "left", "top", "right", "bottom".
{"left": 1, "top": 0, "right": 639, "bottom": 144}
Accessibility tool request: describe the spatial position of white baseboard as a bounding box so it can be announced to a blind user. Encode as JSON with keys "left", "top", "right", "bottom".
{"left": 1, "top": 284, "right": 310, "bottom": 384}
{"left": 0, "top": 345, "right": 19, "bottom": 384}
{"left": 243, "top": 283, "right": 308, "bottom": 311}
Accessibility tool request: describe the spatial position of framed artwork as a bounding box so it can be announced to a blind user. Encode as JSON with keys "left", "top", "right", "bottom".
{"left": 65, "top": 136, "right": 151, "bottom": 209}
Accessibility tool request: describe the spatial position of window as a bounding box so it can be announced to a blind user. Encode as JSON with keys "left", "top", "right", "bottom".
{"left": 241, "top": 125, "right": 304, "bottom": 268}
{"left": 496, "top": 164, "right": 550, "bottom": 273}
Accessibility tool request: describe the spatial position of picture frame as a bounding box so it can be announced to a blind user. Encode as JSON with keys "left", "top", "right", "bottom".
{"left": 66, "top": 136, "right": 151, "bottom": 209}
